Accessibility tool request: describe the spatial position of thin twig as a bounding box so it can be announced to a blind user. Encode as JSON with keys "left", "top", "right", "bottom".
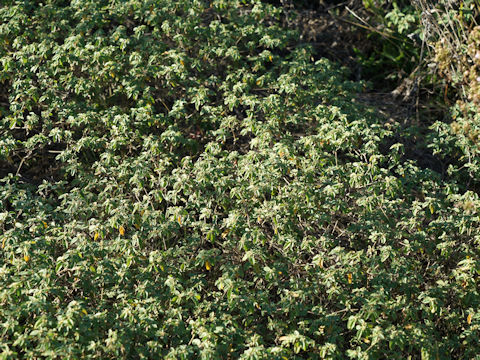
{"left": 15, "top": 150, "right": 32, "bottom": 177}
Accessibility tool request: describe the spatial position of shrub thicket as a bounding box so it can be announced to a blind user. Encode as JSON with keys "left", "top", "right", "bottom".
{"left": 411, "top": 0, "right": 480, "bottom": 186}
{"left": 1, "top": 0, "right": 480, "bottom": 359}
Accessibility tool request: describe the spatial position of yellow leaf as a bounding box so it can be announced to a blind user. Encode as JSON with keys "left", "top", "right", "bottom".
{"left": 180, "top": 59, "right": 185, "bottom": 66}
{"left": 119, "top": 226, "right": 125, "bottom": 236}
{"left": 94, "top": 232, "right": 99, "bottom": 241}
{"left": 467, "top": 313, "right": 473, "bottom": 325}
{"left": 347, "top": 273, "right": 352, "bottom": 284}
{"left": 205, "top": 261, "right": 212, "bottom": 271}
{"left": 81, "top": 309, "right": 88, "bottom": 315}
{"left": 429, "top": 204, "right": 434, "bottom": 214}
{"left": 110, "top": 72, "right": 115, "bottom": 78}
{"left": 177, "top": 216, "right": 182, "bottom": 225}
{"left": 404, "top": 324, "right": 413, "bottom": 330}
{"left": 1, "top": 237, "right": 5, "bottom": 249}
{"left": 42, "top": 221, "right": 48, "bottom": 229}
{"left": 134, "top": 223, "right": 140, "bottom": 230}
{"left": 24, "top": 255, "right": 30, "bottom": 262}
{"left": 268, "top": 55, "right": 273, "bottom": 62}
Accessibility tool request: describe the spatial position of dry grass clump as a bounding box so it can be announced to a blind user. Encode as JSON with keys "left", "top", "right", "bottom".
{"left": 413, "top": 0, "right": 480, "bottom": 103}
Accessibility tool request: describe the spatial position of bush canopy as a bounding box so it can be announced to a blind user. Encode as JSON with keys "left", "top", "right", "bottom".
{"left": 1, "top": 0, "right": 480, "bottom": 359}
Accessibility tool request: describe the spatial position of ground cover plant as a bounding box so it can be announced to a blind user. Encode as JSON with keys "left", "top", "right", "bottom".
{"left": 1, "top": 0, "right": 480, "bottom": 359}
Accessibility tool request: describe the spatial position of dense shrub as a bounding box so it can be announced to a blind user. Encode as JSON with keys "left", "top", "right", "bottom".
{"left": 1, "top": 0, "right": 480, "bottom": 359}
{"left": 409, "top": 0, "right": 480, "bottom": 185}
{"left": 346, "top": 0, "right": 421, "bottom": 88}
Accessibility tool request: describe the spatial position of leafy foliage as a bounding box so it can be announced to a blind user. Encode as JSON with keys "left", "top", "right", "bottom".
{"left": 412, "top": 0, "right": 480, "bottom": 185}
{"left": 350, "top": 0, "right": 421, "bottom": 87}
{"left": 1, "top": 0, "right": 480, "bottom": 359}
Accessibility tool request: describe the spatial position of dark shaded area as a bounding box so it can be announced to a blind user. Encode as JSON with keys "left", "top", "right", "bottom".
{"left": 263, "top": 0, "right": 416, "bottom": 87}
{"left": 275, "top": 1, "right": 363, "bottom": 79}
